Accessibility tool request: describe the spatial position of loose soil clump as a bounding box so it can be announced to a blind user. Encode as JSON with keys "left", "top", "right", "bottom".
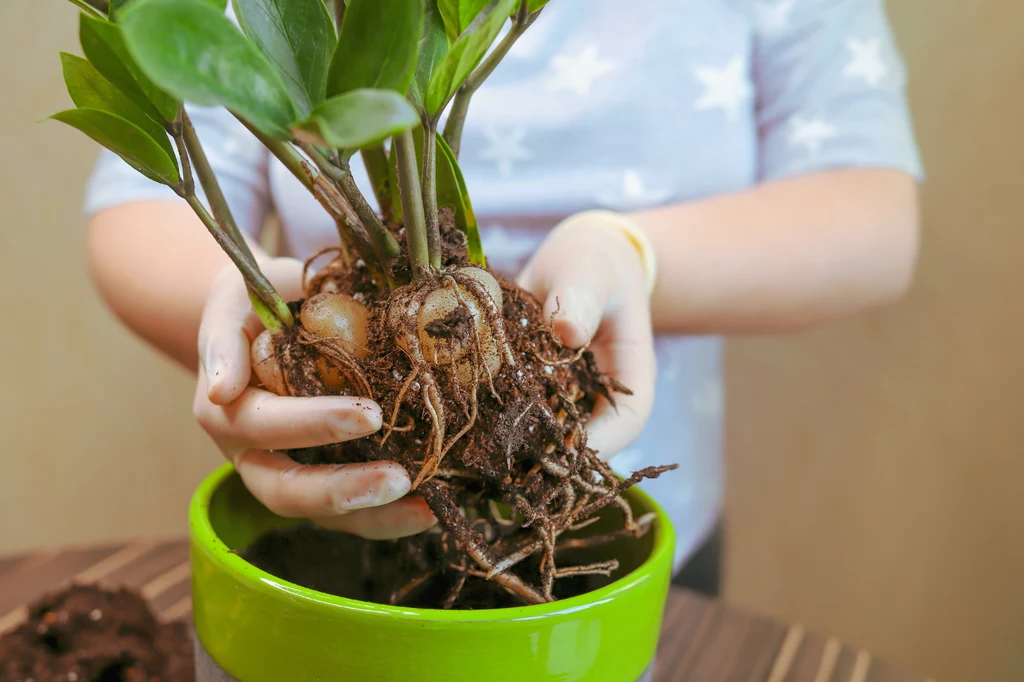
{"left": 0, "top": 583, "right": 193, "bottom": 682}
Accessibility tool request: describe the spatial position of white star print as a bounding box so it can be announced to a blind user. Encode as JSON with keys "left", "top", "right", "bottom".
{"left": 754, "top": 0, "right": 796, "bottom": 35}
{"left": 480, "top": 222, "right": 539, "bottom": 265}
{"left": 547, "top": 43, "right": 615, "bottom": 95}
{"left": 788, "top": 115, "right": 838, "bottom": 156}
{"left": 478, "top": 127, "right": 531, "bottom": 177}
{"left": 844, "top": 37, "right": 888, "bottom": 87}
{"left": 689, "top": 379, "right": 723, "bottom": 419}
{"left": 595, "top": 169, "right": 672, "bottom": 211}
{"left": 693, "top": 56, "right": 752, "bottom": 121}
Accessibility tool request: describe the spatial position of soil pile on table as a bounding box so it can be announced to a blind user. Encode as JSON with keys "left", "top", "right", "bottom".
{"left": 0, "top": 583, "right": 193, "bottom": 682}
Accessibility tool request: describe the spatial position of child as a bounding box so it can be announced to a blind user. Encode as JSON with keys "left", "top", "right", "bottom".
{"left": 83, "top": 0, "right": 922, "bottom": 596}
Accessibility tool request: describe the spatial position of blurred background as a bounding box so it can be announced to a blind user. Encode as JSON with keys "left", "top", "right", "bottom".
{"left": 2, "top": 2, "right": 1021, "bottom": 681}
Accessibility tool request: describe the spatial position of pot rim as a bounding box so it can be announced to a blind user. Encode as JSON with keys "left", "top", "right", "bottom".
{"left": 190, "top": 462, "right": 676, "bottom": 623}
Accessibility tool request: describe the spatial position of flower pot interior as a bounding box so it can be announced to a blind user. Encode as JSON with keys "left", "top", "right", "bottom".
{"left": 190, "top": 463, "right": 674, "bottom": 682}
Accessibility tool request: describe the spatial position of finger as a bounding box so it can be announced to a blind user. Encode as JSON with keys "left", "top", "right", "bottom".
{"left": 235, "top": 450, "right": 411, "bottom": 518}
{"left": 521, "top": 261, "right": 614, "bottom": 349}
{"left": 198, "top": 280, "right": 256, "bottom": 406}
{"left": 586, "top": 322, "right": 656, "bottom": 460}
{"left": 196, "top": 381, "right": 382, "bottom": 451}
{"left": 312, "top": 497, "right": 437, "bottom": 540}
{"left": 199, "top": 259, "right": 307, "bottom": 405}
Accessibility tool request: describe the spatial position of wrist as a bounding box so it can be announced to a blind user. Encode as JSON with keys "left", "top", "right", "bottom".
{"left": 552, "top": 209, "right": 657, "bottom": 296}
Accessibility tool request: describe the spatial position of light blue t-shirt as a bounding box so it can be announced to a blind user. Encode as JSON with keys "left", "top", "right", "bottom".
{"left": 83, "top": 0, "right": 923, "bottom": 572}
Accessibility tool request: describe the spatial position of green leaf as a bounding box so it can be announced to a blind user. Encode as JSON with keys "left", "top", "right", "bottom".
{"left": 59, "top": 52, "right": 177, "bottom": 172}
{"left": 409, "top": 0, "right": 449, "bottom": 111}
{"left": 327, "top": 0, "right": 423, "bottom": 97}
{"left": 232, "top": 0, "right": 336, "bottom": 118}
{"left": 64, "top": 0, "right": 105, "bottom": 18}
{"left": 425, "top": 0, "right": 515, "bottom": 116}
{"left": 294, "top": 89, "right": 419, "bottom": 150}
{"left": 437, "top": 0, "right": 488, "bottom": 42}
{"left": 435, "top": 132, "right": 484, "bottom": 265}
{"left": 50, "top": 109, "right": 179, "bottom": 185}
{"left": 111, "top": 0, "right": 227, "bottom": 19}
{"left": 119, "top": 0, "right": 297, "bottom": 137}
{"left": 527, "top": 0, "right": 548, "bottom": 12}
{"left": 80, "top": 15, "right": 180, "bottom": 123}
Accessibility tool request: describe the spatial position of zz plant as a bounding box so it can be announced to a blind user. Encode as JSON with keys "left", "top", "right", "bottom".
{"left": 52, "top": 0, "right": 673, "bottom": 608}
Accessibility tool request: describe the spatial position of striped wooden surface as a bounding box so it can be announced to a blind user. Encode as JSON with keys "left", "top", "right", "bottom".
{"left": 0, "top": 540, "right": 928, "bottom": 682}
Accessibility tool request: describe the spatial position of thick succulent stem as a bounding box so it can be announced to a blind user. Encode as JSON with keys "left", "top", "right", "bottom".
{"left": 337, "top": 165, "right": 401, "bottom": 260}
{"left": 183, "top": 194, "right": 291, "bottom": 332}
{"left": 236, "top": 115, "right": 313, "bottom": 192}
{"left": 181, "top": 111, "right": 256, "bottom": 264}
{"left": 421, "top": 127, "right": 442, "bottom": 269}
{"left": 395, "top": 129, "right": 431, "bottom": 277}
{"left": 174, "top": 112, "right": 292, "bottom": 331}
{"left": 301, "top": 144, "right": 400, "bottom": 266}
{"left": 361, "top": 144, "right": 395, "bottom": 224}
{"left": 442, "top": 2, "right": 537, "bottom": 157}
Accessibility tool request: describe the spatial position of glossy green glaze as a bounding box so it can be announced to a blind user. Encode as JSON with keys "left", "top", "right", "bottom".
{"left": 189, "top": 462, "right": 675, "bottom": 682}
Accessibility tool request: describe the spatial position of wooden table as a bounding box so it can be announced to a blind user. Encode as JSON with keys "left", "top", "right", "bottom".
{"left": 0, "top": 539, "right": 929, "bottom": 682}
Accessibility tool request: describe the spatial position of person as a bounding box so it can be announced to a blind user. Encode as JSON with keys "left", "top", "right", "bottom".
{"left": 83, "top": 0, "right": 922, "bottom": 597}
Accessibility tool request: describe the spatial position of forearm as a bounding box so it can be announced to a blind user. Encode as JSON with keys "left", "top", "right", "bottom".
{"left": 630, "top": 169, "right": 920, "bottom": 335}
{"left": 86, "top": 200, "right": 269, "bottom": 372}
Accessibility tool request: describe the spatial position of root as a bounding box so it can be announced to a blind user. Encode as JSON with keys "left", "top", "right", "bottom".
{"left": 555, "top": 561, "right": 619, "bottom": 579}
{"left": 399, "top": 292, "right": 447, "bottom": 489}
{"left": 298, "top": 330, "right": 373, "bottom": 398}
{"left": 276, "top": 333, "right": 324, "bottom": 397}
{"left": 451, "top": 269, "right": 516, "bottom": 368}
{"left": 443, "top": 568, "right": 467, "bottom": 610}
{"left": 382, "top": 367, "right": 418, "bottom": 444}
{"left": 531, "top": 342, "right": 589, "bottom": 368}
{"left": 389, "top": 573, "right": 432, "bottom": 605}
{"left": 419, "top": 481, "right": 547, "bottom": 605}
{"left": 540, "top": 524, "right": 556, "bottom": 600}
{"left": 302, "top": 245, "right": 345, "bottom": 295}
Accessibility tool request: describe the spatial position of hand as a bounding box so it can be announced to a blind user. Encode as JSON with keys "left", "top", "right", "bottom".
{"left": 517, "top": 215, "right": 656, "bottom": 461}
{"left": 193, "top": 257, "right": 436, "bottom": 539}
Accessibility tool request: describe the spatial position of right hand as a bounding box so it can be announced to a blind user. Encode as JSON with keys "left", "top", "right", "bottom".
{"left": 193, "top": 257, "right": 437, "bottom": 539}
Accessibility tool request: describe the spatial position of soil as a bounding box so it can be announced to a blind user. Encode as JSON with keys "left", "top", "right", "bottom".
{"left": 249, "top": 216, "right": 676, "bottom": 609}
{"left": 0, "top": 583, "right": 193, "bottom": 682}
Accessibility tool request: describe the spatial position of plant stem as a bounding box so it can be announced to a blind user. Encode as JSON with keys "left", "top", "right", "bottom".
{"left": 442, "top": 5, "right": 537, "bottom": 157}
{"left": 175, "top": 111, "right": 292, "bottom": 330}
{"left": 235, "top": 115, "right": 314, "bottom": 192}
{"left": 301, "top": 144, "right": 400, "bottom": 262}
{"left": 334, "top": 0, "right": 345, "bottom": 28}
{"left": 171, "top": 124, "right": 194, "bottom": 198}
{"left": 395, "top": 129, "right": 431, "bottom": 277}
{"left": 361, "top": 144, "right": 394, "bottom": 224}
{"left": 420, "top": 127, "right": 442, "bottom": 269}
{"left": 183, "top": 194, "right": 292, "bottom": 332}
{"left": 180, "top": 111, "right": 256, "bottom": 264}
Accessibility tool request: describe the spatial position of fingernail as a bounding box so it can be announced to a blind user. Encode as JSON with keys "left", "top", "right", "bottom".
{"left": 204, "top": 359, "right": 225, "bottom": 399}
{"left": 332, "top": 465, "right": 410, "bottom": 511}
{"left": 337, "top": 399, "right": 383, "bottom": 433}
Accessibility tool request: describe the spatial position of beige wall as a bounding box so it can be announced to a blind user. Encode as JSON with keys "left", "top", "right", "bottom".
{"left": 1, "top": 2, "right": 1021, "bottom": 682}
{"left": 0, "top": 4, "right": 221, "bottom": 553}
{"left": 724, "top": 3, "right": 1024, "bottom": 682}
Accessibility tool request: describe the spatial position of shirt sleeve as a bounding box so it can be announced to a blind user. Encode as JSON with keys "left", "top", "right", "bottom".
{"left": 82, "top": 105, "right": 271, "bottom": 240}
{"left": 81, "top": 4, "right": 272, "bottom": 240}
{"left": 752, "top": 0, "right": 924, "bottom": 182}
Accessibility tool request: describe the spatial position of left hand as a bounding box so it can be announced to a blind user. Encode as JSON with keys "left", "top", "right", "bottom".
{"left": 516, "top": 216, "right": 656, "bottom": 462}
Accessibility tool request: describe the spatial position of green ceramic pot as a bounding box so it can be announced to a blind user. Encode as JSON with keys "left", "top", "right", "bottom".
{"left": 189, "top": 462, "right": 675, "bottom": 682}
